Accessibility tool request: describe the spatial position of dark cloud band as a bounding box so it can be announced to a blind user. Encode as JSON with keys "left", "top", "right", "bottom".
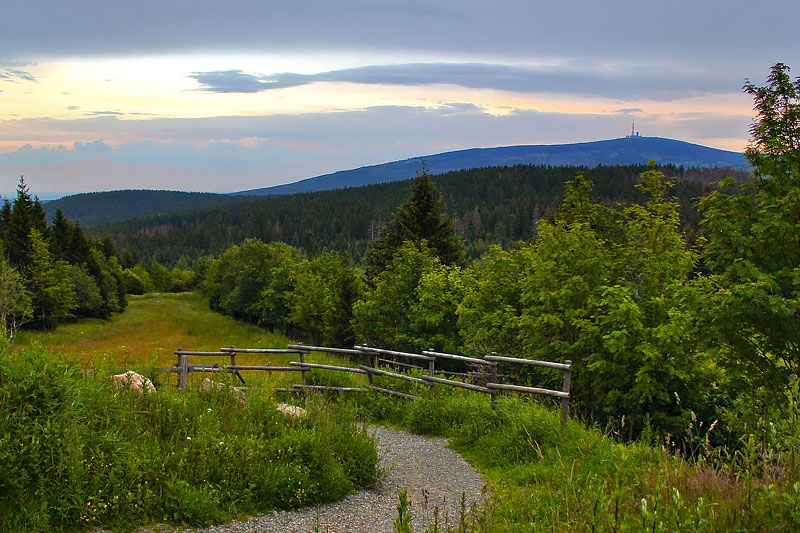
{"left": 190, "top": 62, "right": 737, "bottom": 101}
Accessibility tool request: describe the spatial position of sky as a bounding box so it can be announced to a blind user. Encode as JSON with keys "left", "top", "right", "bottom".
{"left": 1, "top": 1, "right": 798, "bottom": 198}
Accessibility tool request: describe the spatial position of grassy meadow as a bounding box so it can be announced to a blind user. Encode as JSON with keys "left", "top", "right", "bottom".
{"left": 1, "top": 293, "right": 380, "bottom": 531}
{"left": 4, "top": 292, "right": 799, "bottom": 532}
{"left": 13, "top": 292, "right": 296, "bottom": 382}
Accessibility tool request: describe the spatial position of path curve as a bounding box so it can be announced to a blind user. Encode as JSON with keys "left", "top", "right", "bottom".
{"left": 198, "top": 426, "right": 486, "bottom": 532}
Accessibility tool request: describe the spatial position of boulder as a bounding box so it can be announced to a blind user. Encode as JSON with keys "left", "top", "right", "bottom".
{"left": 276, "top": 403, "right": 307, "bottom": 418}
{"left": 112, "top": 371, "right": 156, "bottom": 395}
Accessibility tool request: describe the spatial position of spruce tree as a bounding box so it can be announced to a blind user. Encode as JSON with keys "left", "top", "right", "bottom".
{"left": 50, "top": 208, "right": 74, "bottom": 261}
{"left": 366, "top": 166, "right": 464, "bottom": 279}
{"left": 5, "top": 177, "right": 47, "bottom": 268}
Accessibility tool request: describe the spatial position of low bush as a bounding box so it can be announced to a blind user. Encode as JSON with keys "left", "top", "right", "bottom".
{"left": 0, "top": 342, "right": 379, "bottom": 531}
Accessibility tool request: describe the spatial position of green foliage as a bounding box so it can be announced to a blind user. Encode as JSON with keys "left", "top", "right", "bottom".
{"left": 289, "top": 251, "right": 365, "bottom": 346}
{"left": 351, "top": 379, "right": 800, "bottom": 532}
{"left": 367, "top": 166, "right": 465, "bottom": 279}
{"left": 394, "top": 488, "right": 413, "bottom": 533}
{"left": 44, "top": 189, "right": 252, "bottom": 226}
{"left": 744, "top": 62, "right": 800, "bottom": 182}
{"left": 27, "top": 229, "right": 77, "bottom": 329}
{"left": 169, "top": 267, "right": 196, "bottom": 292}
{"left": 0, "top": 343, "right": 379, "bottom": 530}
{"left": 412, "top": 261, "right": 469, "bottom": 353}
{"left": 98, "top": 164, "right": 723, "bottom": 267}
{"left": 3, "top": 177, "right": 48, "bottom": 267}
{"left": 0, "top": 256, "right": 33, "bottom": 340}
{"left": 146, "top": 261, "right": 172, "bottom": 292}
{"left": 354, "top": 241, "right": 453, "bottom": 351}
{"left": 458, "top": 246, "right": 527, "bottom": 355}
{"left": 122, "top": 268, "right": 147, "bottom": 295}
{"left": 457, "top": 168, "right": 711, "bottom": 435}
{"left": 700, "top": 63, "right": 800, "bottom": 388}
{"left": 205, "top": 239, "right": 303, "bottom": 330}
{"left": 67, "top": 264, "right": 104, "bottom": 316}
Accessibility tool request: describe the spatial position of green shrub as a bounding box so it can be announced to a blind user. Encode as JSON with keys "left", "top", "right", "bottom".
{"left": 0, "top": 344, "right": 379, "bottom": 530}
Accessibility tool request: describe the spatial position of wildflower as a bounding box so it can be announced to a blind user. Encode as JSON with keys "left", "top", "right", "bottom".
{"left": 207, "top": 408, "right": 212, "bottom": 412}
{"left": 219, "top": 441, "right": 224, "bottom": 445}
{"left": 186, "top": 436, "right": 191, "bottom": 441}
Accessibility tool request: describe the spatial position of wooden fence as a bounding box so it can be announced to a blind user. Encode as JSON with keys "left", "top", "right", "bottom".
{"left": 160, "top": 344, "right": 573, "bottom": 425}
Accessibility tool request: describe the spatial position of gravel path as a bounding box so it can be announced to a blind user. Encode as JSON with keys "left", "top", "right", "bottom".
{"left": 198, "top": 426, "right": 486, "bottom": 533}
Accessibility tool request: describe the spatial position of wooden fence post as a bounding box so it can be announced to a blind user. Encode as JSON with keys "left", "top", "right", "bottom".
{"left": 427, "top": 348, "right": 436, "bottom": 396}
{"left": 560, "top": 360, "right": 572, "bottom": 426}
{"left": 180, "top": 354, "right": 189, "bottom": 389}
{"left": 176, "top": 347, "right": 182, "bottom": 388}
{"left": 298, "top": 342, "right": 307, "bottom": 384}
{"left": 489, "top": 351, "right": 499, "bottom": 410}
{"left": 365, "top": 345, "right": 374, "bottom": 385}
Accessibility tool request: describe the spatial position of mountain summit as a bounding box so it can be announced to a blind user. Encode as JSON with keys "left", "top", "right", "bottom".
{"left": 235, "top": 137, "right": 747, "bottom": 196}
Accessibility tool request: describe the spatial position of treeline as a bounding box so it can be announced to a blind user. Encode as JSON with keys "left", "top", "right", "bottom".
{"left": 193, "top": 167, "right": 719, "bottom": 438}
{"left": 101, "top": 163, "right": 748, "bottom": 267}
{"left": 0, "top": 179, "right": 127, "bottom": 336}
{"left": 44, "top": 189, "right": 253, "bottom": 226}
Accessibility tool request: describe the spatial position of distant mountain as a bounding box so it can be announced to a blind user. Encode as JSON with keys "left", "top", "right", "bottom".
{"left": 103, "top": 163, "right": 750, "bottom": 267}
{"left": 44, "top": 190, "right": 249, "bottom": 226}
{"left": 235, "top": 137, "right": 748, "bottom": 196}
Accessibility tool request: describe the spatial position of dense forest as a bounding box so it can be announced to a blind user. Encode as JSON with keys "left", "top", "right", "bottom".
{"left": 44, "top": 189, "right": 252, "bottom": 226}
{"left": 100, "top": 163, "right": 749, "bottom": 267}
{"left": 0, "top": 183, "right": 128, "bottom": 335}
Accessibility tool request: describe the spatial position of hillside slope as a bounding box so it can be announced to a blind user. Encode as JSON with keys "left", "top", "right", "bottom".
{"left": 44, "top": 189, "right": 249, "bottom": 226}
{"left": 235, "top": 137, "right": 747, "bottom": 196}
{"left": 102, "top": 163, "right": 747, "bottom": 266}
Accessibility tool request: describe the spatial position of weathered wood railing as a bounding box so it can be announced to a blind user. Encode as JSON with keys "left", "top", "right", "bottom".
{"left": 161, "top": 344, "right": 573, "bottom": 425}
{"left": 163, "top": 346, "right": 309, "bottom": 387}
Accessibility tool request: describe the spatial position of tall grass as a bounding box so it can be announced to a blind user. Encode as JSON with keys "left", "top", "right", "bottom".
{"left": 297, "top": 360, "right": 800, "bottom": 531}
{"left": 11, "top": 293, "right": 798, "bottom": 530}
{"left": 0, "top": 341, "right": 379, "bottom": 531}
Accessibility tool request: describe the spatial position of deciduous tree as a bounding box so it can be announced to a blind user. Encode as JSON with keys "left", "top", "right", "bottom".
{"left": 700, "top": 62, "right": 800, "bottom": 386}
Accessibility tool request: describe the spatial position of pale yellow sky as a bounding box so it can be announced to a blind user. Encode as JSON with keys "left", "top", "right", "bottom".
{"left": 0, "top": 52, "right": 756, "bottom": 193}
{"left": 2, "top": 56, "right": 752, "bottom": 151}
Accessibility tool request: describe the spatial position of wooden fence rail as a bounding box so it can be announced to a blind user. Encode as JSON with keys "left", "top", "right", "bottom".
{"left": 161, "top": 344, "right": 573, "bottom": 425}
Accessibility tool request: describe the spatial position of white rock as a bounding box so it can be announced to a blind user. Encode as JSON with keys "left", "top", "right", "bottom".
{"left": 276, "top": 403, "right": 307, "bottom": 418}
{"left": 112, "top": 371, "right": 156, "bottom": 395}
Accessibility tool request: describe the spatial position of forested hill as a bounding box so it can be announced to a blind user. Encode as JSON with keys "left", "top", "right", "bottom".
{"left": 101, "top": 163, "right": 748, "bottom": 267}
{"left": 42, "top": 138, "right": 745, "bottom": 227}
{"left": 44, "top": 190, "right": 250, "bottom": 226}
{"left": 235, "top": 137, "right": 748, "bottom": 196}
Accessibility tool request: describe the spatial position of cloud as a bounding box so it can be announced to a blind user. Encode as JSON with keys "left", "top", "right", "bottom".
{"left": 0, "top": 103, "right": 750, "bottom": 195}
{"left": 0, "top": 68, "right": 36, "bottom": 82}
{"left": 2, "top": 1, "right": 798, "bottom": 76}
{"left": 190, "top": 62, "right": 740, "bottom": 101}
{"left": 189, "top": 70, "right": 300, "bottom": 93}
{"left": 66, "top": 105, "right": 79, "bottom": 110}
{"left": 86, "top": 110, "right": 125, "bottom": 116}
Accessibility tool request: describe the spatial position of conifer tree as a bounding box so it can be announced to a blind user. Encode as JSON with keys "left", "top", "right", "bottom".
{"left": 366, "top": 166, "right": 464, "bottom": 279}
{"left": 5, "top": 177, "right": 47, "bottom": 268}
{"left": 27, "top": 229, "right": 76, "bottom": 328}
{"left": 50, "top": 208, "right": 74, "bottom": 261}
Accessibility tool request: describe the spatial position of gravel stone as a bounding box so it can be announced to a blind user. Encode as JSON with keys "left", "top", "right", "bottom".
{"left": 196, "top": 426, "right": 487, "bottom": 533}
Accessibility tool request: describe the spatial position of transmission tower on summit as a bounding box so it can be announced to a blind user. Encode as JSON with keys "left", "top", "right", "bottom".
{"left": 626, "top": 121, "right": 641, "bottom": 138}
